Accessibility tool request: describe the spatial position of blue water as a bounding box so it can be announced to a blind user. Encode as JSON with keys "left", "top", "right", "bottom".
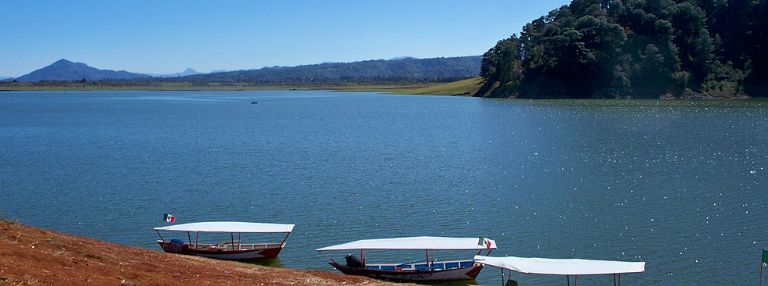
{"left": 1, "top": 91, "right": 767, "bottom": 285}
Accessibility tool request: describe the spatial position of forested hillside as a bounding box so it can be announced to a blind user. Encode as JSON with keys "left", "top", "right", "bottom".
{"left": 478, "top": 0, "right": 768, "bottom": 98}
{"left": 175, "top": 56, "right": 481, "bottom": 84}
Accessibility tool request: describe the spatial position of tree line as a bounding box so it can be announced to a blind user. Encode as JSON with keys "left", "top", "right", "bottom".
{"left": 478, "top": 0, "right": 768, "bottom": 98}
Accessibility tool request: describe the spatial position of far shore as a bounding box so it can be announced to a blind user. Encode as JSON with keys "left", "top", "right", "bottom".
{"left": 0, "top": 82, "right": 453, "bottom": 94}
{"left": 1, "top": 78, "right": 759, "bottom": 100}
{"left": 0, "top": 78, "right": 483, "bottom": 96}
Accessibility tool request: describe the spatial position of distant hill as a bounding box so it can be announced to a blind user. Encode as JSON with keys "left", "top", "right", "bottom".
{"left": 9, "top": 56, "right": 481, "bottom": 85}
{"left": 16, "top": 59, "right": 150, "bottom": 82}
{"left": 0, "top": 76, "right": 13, "bottom": 82}
{"left": 150, "top": 68, "right": 200, "bottom": 78}
{"left": 176, "top": 56, "right": 482, "bottom": 84}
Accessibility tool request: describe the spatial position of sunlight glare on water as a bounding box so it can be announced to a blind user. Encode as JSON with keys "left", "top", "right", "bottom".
{"left": 0, "top": 91, "right": 767, "bottom": 285}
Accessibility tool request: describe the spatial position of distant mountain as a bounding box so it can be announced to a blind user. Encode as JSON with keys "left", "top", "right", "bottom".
{"left": 15, "top": 59, "right": 150, "bottom": 82}
{"left": 0, "top": 76, "right": 13, "bottom": 82}
{"left": 176, "top": 56, "right": 482, "bottom": 84}
{"left": 150, "top": 68, "right": 200, "bottom": 78}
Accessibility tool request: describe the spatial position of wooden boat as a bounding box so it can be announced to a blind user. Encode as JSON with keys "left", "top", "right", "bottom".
{"left": 474, "top": 255, "right": 645, "bottom": 286}
{"left": 153, "top": 221, "right": 294, "bottom": 261}
{"left": 317, "top": 236, "right": 496, "bottom": 282}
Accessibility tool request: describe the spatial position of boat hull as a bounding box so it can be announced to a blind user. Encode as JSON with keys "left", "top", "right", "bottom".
{"left": 329, "top": 260, "right": 483, "bottom": 282}
{"left": 157, "top": 241, "right": 283, "bottom": 261}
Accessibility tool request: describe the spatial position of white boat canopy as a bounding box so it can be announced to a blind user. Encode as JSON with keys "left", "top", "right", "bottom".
{"left": 316, "top": 236, "right": 496, "bottom": 251}
{"left": 153, "top": 222, "right": 294, "bottom": 233}
{"left": 474, "top": 255, "right": 645, "bottom": 276}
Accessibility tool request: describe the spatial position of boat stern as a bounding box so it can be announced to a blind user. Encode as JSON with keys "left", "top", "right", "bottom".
{"left": 156, "top": 239, "right": 187, "bottom": 254}
{"left": 463, "top": 264, "right": 484, "bottom": 279}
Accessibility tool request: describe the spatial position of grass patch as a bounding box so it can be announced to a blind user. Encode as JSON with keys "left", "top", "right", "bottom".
{"left": 0, "top": 213, "right": 18, "bottom": 225}
{"left": 389, "top": 77, "right": 484, "bottom": 96}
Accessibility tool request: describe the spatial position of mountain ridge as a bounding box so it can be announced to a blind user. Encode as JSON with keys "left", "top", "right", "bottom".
{"left": 149, "top": 68, "right": 200, "bottom": 78}
{"left": 16, "top": 59, "right": 150, "bottom": 82}
{"left": 12, "top": 56, "right": 482, "bottom": 84}
{"left": 174, "top": 56, "right": 482, "bottom": 84}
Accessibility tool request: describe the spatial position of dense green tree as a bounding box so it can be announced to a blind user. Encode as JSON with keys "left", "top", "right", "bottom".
{"left": 478, "top": 36, "right": 523, "bottom": 97}
{"left": 479, "top": 0, "right": 767, "bottom": 98}
{"left": 745, "top": 0, "right": 768, "bottom": 97}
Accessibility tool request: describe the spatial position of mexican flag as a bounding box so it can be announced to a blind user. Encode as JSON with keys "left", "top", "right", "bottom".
{"left": 163, "top": 213, "right": 176, "bottom": 223}
{"left": 763, "top": 249, "right": 768, "bottom": 266}
{"left": 478, "top": 237, "right": 492, "bottom": 249}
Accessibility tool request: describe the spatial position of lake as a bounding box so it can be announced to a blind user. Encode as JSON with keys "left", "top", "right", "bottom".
{"left": 1, "top": 91, "right": 767, "bottom": 285}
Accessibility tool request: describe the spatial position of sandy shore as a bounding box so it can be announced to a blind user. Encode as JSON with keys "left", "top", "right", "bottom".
{"left": 0, "top": 220, "right": 408, "bottom": 286}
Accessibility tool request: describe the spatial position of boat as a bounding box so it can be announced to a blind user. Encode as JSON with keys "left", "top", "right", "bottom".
{"left": 153, "top": 221, "right": 294, "bottom": 261}
{"left": 316, "top": 236, "right": 496, "bottom": 282}
{"left": 473, "top": 255, "right": 645, "bottom": 286}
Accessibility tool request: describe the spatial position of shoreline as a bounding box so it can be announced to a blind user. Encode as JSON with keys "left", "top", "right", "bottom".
{"left": 0, "top": 78, "right": 759, "bottom": 99}
{"left": 0, "top": 78, "right": 482, "bottom": 96}
{"left": 0, "top": 220, "right": 407, "bottom": 286}
{"left": 0, "top": 82, "right": 444, "bottom": 93}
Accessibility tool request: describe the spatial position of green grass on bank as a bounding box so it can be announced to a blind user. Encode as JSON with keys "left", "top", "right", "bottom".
{"left": 0, "top": 213, "right": 18, "bottom": 225}
{"left": 389, "top": 77, "right": 484, "bottom": 96}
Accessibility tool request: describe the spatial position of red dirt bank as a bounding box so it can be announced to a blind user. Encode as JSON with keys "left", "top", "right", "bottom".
{"left": 0, "top": 221, "right": 406, "bottom": 286}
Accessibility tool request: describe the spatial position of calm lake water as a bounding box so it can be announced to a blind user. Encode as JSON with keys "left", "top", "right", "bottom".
{"left": 1, "top": 91, "right": 767, "bottom": 285}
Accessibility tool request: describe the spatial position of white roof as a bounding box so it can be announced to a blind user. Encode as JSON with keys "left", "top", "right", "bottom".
{"left": 474, "top": 255, "right": 645, "bottom": 275}
{"left": 153, "top": 222, "right": 294, "bottom": 233}
{"left": 316, "top": 236, "right": 496, "bottom": 251}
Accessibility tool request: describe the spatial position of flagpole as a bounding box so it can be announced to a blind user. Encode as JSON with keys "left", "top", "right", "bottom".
{"left": 760, "top": 249, "right": 768, "bottom": 286}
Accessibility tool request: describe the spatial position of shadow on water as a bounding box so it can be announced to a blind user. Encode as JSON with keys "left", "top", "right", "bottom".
{"left": 242, "top": 258, "right": 283, "bottom": 268}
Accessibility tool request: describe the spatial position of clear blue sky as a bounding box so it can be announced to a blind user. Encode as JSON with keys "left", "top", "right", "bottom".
{"left": 0, "top": 0, "right": 570, "bottom": 77}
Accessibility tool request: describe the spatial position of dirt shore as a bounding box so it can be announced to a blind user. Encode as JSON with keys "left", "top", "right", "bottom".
{"left": 0, "top": 221, "right": 406, "bottom": 286}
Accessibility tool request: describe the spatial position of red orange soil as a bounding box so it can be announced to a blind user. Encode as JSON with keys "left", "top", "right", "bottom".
{"left": 0, "top": 221, "right": 407, "bottom": 286}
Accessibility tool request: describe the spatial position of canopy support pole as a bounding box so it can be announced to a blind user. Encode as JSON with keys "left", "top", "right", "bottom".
{"left": 361, "top": 250, "right": 366, "bottom": 265}
{"left": 567, "top": 275, "right": 570, "bottom": 286}
{"left": 195, "top": 232, "right": 199, "bottom": 248}
{"left": 425, "top": 250, "right": 430, "bottom": 268}
{"left": 155, "top": 230, "right": 165, "bottom": 243}
{"left": 500, "top": 268, "right": 504, "bottom": 286}
{"left": 231, "top": 233, "right": 235, "bottom": 250}
{"left": 187, "top": 232, "right": 192, "bottom": 245}
{"left": 761, "top": 261, "right": 764, "bottom": 286}
{"left": 279, "top": 232, "right": 292, "bottom": 246}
